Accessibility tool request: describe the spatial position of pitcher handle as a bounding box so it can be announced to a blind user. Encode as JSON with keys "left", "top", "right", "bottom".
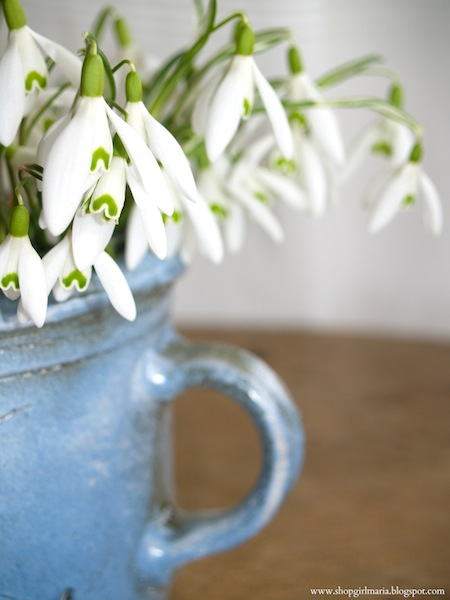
{"left": 136, "top": 333, "right": 304, "bottom": 587}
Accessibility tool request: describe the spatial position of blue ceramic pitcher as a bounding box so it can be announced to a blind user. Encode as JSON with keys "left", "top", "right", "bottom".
{"left": 0, "top": 254, "right": 303, "bottom": 600}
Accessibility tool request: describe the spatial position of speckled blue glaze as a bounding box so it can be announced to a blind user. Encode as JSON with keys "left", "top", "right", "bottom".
{"left": 0, "top": 254, "right": 304, "bottom": 600}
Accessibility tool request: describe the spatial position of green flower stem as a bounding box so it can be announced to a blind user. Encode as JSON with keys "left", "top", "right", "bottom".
{"left": 91, "top": 5, "right": 115, "bottom": 41}
{"left": 113, "top": 15, "right": 133, "bottom": 48}
{"left": 6, "top": 158, "right": 17, "bottom": 195}
{"left": 316, "top": 54, "right": 385, "bottom": 88}
{"left": 280, "top": 96, "right": 423, "bottom": 138}
{"left": 193, "top": 0, "right": 205, "bottom": 22}
{"left": 98, "top": 48, "right": 117, "bottom": 102}
{"left": 2, "top": 0, "right": 26, "bottom": 30}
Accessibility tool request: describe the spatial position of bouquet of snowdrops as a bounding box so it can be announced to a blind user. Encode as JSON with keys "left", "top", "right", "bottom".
{"left": 0, "top": 0, "right": 442, "bottom": 327}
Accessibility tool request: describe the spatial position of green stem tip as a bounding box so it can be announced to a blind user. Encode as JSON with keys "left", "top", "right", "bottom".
{"left": 125, "top": 70, "right": 143, "bottom": 103}
{"left": 2, "top": 0, "right": 26, "bottom": 30}
{"left": 409, "top": 142, "right": 422, "bottom": 163}
{"left": 10, "top": 205, "right": 29, "bottom": 237}
{"left": 235, "top": 21, "right": 255, "bottom": 56}
{"left": 81, "top": 51, "right": 104, "bottom": 97}
{"left": 288, "top": 45, "right": 303, "bottom": 75}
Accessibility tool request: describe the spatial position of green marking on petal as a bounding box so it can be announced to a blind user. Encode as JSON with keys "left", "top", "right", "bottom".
{"left": 1, "top": 273, "right": 20, "bottom": 291}
{"left": 90, "top": 148, "right": 111, "bottom": 172}
{"left": 43, "top": 118, "right": 54, "bottom": 133}
{"left": 25, "top": 71, "right": 47, "bottom": 92}
{"left": 254, "top": 191, "right": 269, "bottom": 204}
{"left": 275, "top": 156, "right": 297, "bottom": 175}
{"left": 162, "top": 210, "right": 182, "bottom": 225}
{"left": 371, "top": 141, "right": 392, "bottom": 157}
{"left": 243, "top": 98, "right": 251, "bottom": 118}
{"left": 290, "top": 112, "right": 308, "bottom": 128}
{"left": 62, "top": 270, "right": 88, "bottom": 291}
{"left": 402, "top": 194, "right": 415, "bottom": 208}
{"left": 91, "top": 194, "right": 119, "bottom": 219}
{"left": 210, "top": 203, "right": 229, "bottom": 219}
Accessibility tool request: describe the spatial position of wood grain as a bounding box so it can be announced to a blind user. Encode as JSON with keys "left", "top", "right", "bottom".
{"left": 169, "top": 329, "right": 450, "bottom": 599}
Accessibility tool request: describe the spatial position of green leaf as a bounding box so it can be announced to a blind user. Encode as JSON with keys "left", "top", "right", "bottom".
{"left": 316, "top": 54, "right": 384, "bottom": 88}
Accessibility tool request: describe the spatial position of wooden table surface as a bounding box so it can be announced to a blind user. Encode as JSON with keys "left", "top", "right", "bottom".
{"left": 169, "top": 329, "right": 450, "bottom": 600}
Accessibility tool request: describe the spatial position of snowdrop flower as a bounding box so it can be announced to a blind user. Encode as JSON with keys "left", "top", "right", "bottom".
{"left": 269, "top": 118, "right": 333, "bottom": 217}
{"left": 343, "top": 85, "right": 414, "bottom": 181}
{"left": 193, "top": 22, "right": 293, "bottom": 162}
{"left": 124, "top": 70, "right": 198, "bottom": 203}
{"left": 0, "top": 205, "right": 47, "bottom": 327}
{"left": 43, "top": 231, "right": 136, "bottom": 321}
{"left": 40, "top": 46, "right": 173, "bottom": 237}
{"left": 0, "top": 0, "right": 81, "bottom": 147}
{"left": 125, "top": 173, "right": 223, "bottom": 270}
{"left": 285, "top": 46, "right": 345, "bottom": 167}
{"left": 368, "top": 143, "right": 443, "bottom": 236}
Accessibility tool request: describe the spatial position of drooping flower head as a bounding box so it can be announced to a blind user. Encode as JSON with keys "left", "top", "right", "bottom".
{"left": 40, "top": 39, "right": 174, "bottom": 245}
{"left": 0, "top": 205, "right": 47, "bottom": 327}
{"left": 343, "top": 84, "right": 415, "bottom": 182}
{"left": 368, "top": 142, "right": 443, "bottom": 235}
{"left": 192, "top": 21, "right": 293, "bottom": 163}
{"left": 285, "top": 45, "right": 345, "bottom": 168}
{"left": 0, "top": 0, "right": 81, "bottom": 147}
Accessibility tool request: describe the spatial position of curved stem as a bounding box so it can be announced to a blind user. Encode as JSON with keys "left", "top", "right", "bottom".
{"left": 280, "top": 96, "right": 423, "bottom": 138}
{"left": 316, "top": 54, "right": 385, "bottom": 88}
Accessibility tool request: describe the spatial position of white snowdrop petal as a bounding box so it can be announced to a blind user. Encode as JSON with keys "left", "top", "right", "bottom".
{"left": 125, "top": 102, "right": 147, "bottom": 140}
{"left": 19, "top": 239, "right": 48, "bottom": 328}
{"left": 205, "top": 56, "right": 248, "bottom": 162}
{"left": 224, "top": 202, "right": 246, "bottom": 254}
{"left": 192, "top": 70, "right": 222, "bottom": 136}
{"left": 183, "top": 195, "right": 224, "bottom": 263}
{"left": 42, "top": 234, "right": 71, "bottom": 292}
{"left": 127, "top": 174, "right": 168, "bottom": 260}
{"left": 252, "top": 61, "right": 293, "bottom": 160}
{"left": 53, "top": 280, "right": 74, "bottom": 302}
{"left": 28, "top": 26, "right": 82, "bottom": 87}
{"left": 15, "top": 27, "right": 47, "bottom": 92}
{"left": 341, "top": 124, "right": 379, "bottom": 183}
{"left": 105, "top": 103, "right": 174, "bottom": 215}
{"left": 254, "top": 166, "right": 308, "bottom": 209}
{"left": 299, "top": 137, "right": 328, "bottom": 217}
{"left": 125, "top": 204, "right": 149, "bottom": 271}
{"left": 308, "top": 104, "right": 345, "bottom": 167}
{"left": 72, "top": 211, "right": 116, "bottom": 271}
{"left": 94, "top": 252, "right": 136, "bottom": 322}
{"left": 419, "top": 172, "right": 443, "bottom": 237}
{"left": 228, "top": 182, "right": 284, "bottom": 243}
{"left": 42, "top": 99, "right": 93, "bottom": 235}
{"left": 141, "top": 104, "right": 198, "bottom": 202}
{"left": 0, "top": 236, "right": 13, "bottom": 278}
{"left": 369, "top": 166, "right": 413, "bottom": 233}
{"left": 0, "top": 32, "right": 25, "bottom": 146}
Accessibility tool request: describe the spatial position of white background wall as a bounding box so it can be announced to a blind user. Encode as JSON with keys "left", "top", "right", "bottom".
{"left": 22, "top": 0, "right": 450, "bottom": 340}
